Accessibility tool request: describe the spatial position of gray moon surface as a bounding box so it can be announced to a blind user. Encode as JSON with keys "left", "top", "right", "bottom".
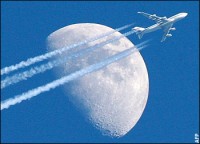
{"left": 46, "top": 23, "right": 149, "bottom": 137}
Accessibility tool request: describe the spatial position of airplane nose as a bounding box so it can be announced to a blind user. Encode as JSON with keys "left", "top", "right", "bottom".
{"left": 182, "top": 12, "right": 188, "bottom": 17}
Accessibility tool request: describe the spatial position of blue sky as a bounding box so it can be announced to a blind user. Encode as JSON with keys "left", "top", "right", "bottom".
{"left": 1, "top": 1, "right": 199, "bottom": 143}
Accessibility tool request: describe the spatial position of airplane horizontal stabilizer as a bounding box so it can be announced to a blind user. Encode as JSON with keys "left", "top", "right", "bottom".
{"left": 132, "top": 27, "right": 145, "bottom": 39}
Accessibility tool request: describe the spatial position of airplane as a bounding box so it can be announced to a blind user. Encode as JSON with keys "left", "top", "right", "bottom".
{"left": 132, "top": 12, "right": 188, "bottom": 42}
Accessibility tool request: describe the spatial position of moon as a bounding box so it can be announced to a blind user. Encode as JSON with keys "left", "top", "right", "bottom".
{"left": 46, "top": 23, "right": 149, "bottom": 137}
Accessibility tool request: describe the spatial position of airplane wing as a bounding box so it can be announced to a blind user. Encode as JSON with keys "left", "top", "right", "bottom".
{"left": 138, "top": 12, "right": 168, "bottom": 24}
{"left": 161, "top": 23, "right": 174, "bottom": 42}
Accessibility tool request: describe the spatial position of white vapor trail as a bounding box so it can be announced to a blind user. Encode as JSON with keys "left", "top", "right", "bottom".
{"left": 1, "top": 23, "right": 134, "bottom": 76}
{"left": 1, "top": 42, "right": 148, "bottom": 110}
{"left": 1, "top": 30, "right": 136, "bottom": 89}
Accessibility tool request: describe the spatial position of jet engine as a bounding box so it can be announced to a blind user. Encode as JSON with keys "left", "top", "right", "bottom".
{"left": 150, "top": 14, "right": 156, "bottom": 18}
{"left": 166, "top": 34, "right": 172, "bottom": 37}
{"left": 170, "top": 27, "right": 176, "bottom": 31}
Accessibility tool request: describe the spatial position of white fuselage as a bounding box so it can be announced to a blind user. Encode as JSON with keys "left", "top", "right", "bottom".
{"left": 143, "top": 13, "right": 188, "bottom": 34}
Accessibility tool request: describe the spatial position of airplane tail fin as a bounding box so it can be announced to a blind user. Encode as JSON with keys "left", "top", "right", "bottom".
{"left": 132, "top": 27, "right": 145, "bottom": 39}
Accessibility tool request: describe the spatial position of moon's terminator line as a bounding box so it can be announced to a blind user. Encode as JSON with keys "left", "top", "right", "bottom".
{"left": 1, "top": 42, "right": 148, "bottom": 110}
{"left": 1, "top": 23, "right": 134, "bottom": 76}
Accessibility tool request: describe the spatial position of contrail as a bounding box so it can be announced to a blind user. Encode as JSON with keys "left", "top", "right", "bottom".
{"left": 1, "top": 42, "right": 148, "bottom": 110}
{"left": 1, "top": 23, "right": 134, "bottom": 76}
{"left": 1, "top": 30, "right": 137, "bottom": 89}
